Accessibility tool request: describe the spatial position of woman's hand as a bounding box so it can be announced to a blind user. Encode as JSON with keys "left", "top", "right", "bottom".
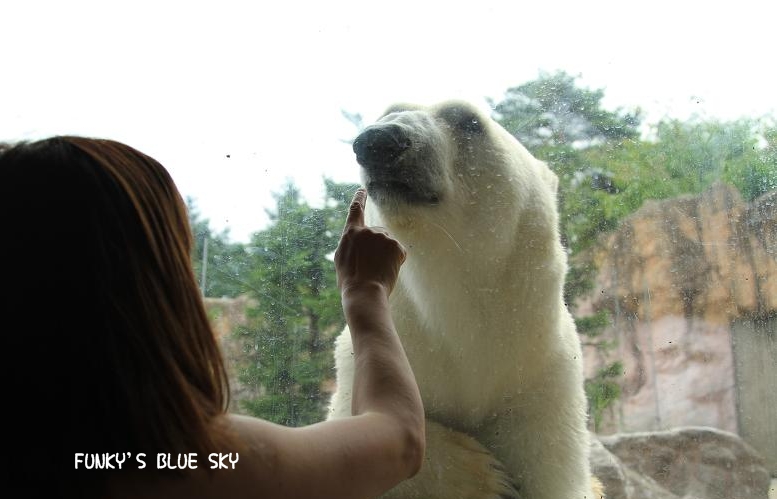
{"left": 334, "top": 188, "right": 406, "bottom": 296}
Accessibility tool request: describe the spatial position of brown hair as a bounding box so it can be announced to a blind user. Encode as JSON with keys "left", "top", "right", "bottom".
{"left": 1, "top": 137, "right": 230, "bottom": 494}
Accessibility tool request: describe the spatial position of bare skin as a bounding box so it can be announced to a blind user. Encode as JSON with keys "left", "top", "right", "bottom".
{"left": 111, "top": 188, "right": 425, "bottom": 499}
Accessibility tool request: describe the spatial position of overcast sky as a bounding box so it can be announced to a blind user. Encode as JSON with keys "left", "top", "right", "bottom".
{"left": 3, "top": 0, "right": 775, "bottom": 242}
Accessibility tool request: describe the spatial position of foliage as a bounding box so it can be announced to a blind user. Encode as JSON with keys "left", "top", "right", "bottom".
{"left": 585, "top": 361, "right": 624, "bottom": 432}
{"left": 236, "top": 181, "right": 359, "bottom": 426}
{"left": 721, "top": 118, "right": 777, "bottom": 200}
{"left": 576, "top": 309, "right": 621, "bottom": 430}
{"left": 575, "top": 310, "right": 612, "bottom": 336}
{"left": 489, "top": 70, "right": 641, "bottom": 150}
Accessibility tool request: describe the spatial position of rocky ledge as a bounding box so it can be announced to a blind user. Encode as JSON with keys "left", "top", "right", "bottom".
{"left": 591, "top": 427, "right": 771, "bottom": 499}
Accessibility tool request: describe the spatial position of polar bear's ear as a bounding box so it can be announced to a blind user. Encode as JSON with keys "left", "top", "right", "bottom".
{"left": 437, "top": 103, "right": 485, "bottom": 136}
{"left": 538, "top": 160, "right": 559, "bottom": 194}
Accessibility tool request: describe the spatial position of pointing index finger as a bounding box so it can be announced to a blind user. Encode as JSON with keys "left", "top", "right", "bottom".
{"left": 344, "top": 188, "right": 367, "bottom": 232}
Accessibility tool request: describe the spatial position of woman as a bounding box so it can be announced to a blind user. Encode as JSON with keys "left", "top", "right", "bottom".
{"left": 1, "top": 137, "right": 424, "bottom": 498}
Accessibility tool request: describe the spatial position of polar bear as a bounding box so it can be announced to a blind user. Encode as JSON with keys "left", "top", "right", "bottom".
{"left": 328, "top": 100, "right": 598, "bottom": 499}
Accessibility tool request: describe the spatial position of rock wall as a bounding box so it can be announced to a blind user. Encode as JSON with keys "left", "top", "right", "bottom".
{"left": 579, "top": 183, "right": 777, "bottom": 473}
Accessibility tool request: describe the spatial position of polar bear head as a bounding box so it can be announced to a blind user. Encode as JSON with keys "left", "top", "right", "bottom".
{"left": 352, "top": 100, "right": 562, "bottom": 271}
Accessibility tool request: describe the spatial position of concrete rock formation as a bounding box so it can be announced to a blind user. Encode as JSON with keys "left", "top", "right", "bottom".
{"left": 589, "top": 182, "right": 775, "bottom": 326}
{"left": 590, "top": 427, "right": 771, "bottom": 499}
{"left": 579, "top": 183, "right": 776, "bottom": 473}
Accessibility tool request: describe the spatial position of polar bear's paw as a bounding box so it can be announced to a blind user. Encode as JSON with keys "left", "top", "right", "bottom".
{"left": 381, "top": 420, "right": 520, "bottom": 499}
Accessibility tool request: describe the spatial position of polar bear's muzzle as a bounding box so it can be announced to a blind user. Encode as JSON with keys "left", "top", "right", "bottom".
{"left": 353, "top": 123, "right": 442, "bottom": 206}
{"left": 353, "top": 124, "right": 411, "bottom": 166}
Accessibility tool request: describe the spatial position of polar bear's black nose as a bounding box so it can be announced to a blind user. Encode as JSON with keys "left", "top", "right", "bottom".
{"left": 353, "top": 125, "right": 411, "bottom": 166}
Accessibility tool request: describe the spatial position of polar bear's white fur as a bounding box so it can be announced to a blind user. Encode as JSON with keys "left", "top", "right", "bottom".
{"left": 328, "top": 101, "right": 596, "bottom": 499}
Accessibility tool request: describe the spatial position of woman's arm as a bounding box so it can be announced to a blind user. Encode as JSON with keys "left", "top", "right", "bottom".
{"left": 224, "top": 189, "right": 424, "bottom": 499}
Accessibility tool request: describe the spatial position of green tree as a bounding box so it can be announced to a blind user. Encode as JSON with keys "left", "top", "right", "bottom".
{"left": 187, "top": 197, "right": 252, "bottom": 298}
{"left": 721, "top": 118, "right": 777, "bottom": 200}
{"left": 237, "top": 180, "right": 358, "bottom": 426}
{"left": 489, "top": 70, "right": 641, "bottom": 149}
{"left": 585, "top": 361, "right": 624, "bottom": 432}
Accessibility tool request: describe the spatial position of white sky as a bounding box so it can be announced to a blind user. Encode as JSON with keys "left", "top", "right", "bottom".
{"left": 3, "top": 0, "right": 775, "bottom": 242}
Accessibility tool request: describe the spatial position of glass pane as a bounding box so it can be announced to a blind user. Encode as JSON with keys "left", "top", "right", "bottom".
{"left": 3, "top": 2, "right": 774, "bottom": 498}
